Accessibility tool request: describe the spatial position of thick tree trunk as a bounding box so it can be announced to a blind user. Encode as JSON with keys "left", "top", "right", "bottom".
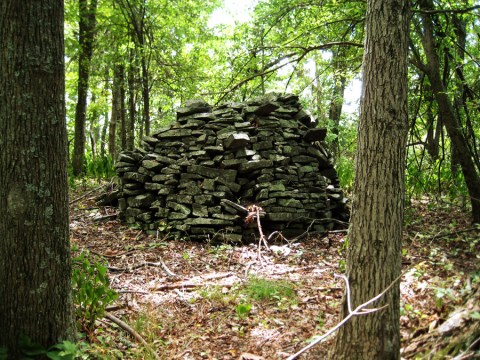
{"left": 72, "top": 0, "right": 98, "bottom": 176}
{"left": 333, "top": 1, "right": 410, "bottom": 359}
{"left": 0, "top": 1, "right": 73, "bottom": 356}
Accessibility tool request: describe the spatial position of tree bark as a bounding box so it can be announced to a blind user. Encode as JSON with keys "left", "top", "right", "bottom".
{"left": 127, "top": 49, "right": 136, "bottom": 151}
{"left": 328, "top": 49, "right": 347, "bottom": 159}
{"left": 72, "top": 0, "right": 98, "bottom": 176}
{"left": 101, "top": 110, "right": 109, "bottom": 158}
{"left": 0, "top": 0, "right": 74, "bottom": 356}
{"left": 333, "top": 0, "right": 410, "bottom": 359}
{"left": 109, "top": 64, "right": 125, "bottom": 160}
{"left": 140, "top": 39, "right": 151, "bottom": 137}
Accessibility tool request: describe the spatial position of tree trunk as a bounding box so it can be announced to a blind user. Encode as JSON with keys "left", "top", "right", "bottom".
{"left": 72, "top": 0, "right": 98, "bottom": 176}
{"left": 127, "top": 49, "right": 136, "bottom": 151}
{"left": 419, "top": 1, "right": 480, "bottom": 223}
{"left": 0, "top": 1, "right": 74, "bottom": 356}
{"left": 328, "top": 49, "right": 347, "bottom": 159}
{"left": 138, "top": 23, "right": 150, "bottom": 137}
{"left": 120, "top": 68, "right": 127, "bottom": 151}
{"left": 109, "top": 64, "right": 125, "bottom": 160}
{"left": 333, "top": 1, "right": 410, "bottom": 359}
{"left": 101, "top": 110, "right": 109, "bottom": 158}
{"left": 89, "top": 94, "right": 100, "bottom": 162}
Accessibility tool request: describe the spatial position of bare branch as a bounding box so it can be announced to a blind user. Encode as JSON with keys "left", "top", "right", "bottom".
{"left": 105, "top": 312, "right": 161, "bottom": 360}
{"left": 216, "top": 41, "right": 363, "bottom": 104}
{"left": 413, "top": 5, "right": 480, "bottom": 15}
{"left": 286, "top": 268, "right": 409, "bottom": 360}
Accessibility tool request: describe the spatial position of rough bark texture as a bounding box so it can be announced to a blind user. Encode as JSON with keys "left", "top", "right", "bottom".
{"left": 333, "top": 1, "right": 410, "bottom": 359}
{"left": 0, "top": 0, "right": 73, "bottom": 356}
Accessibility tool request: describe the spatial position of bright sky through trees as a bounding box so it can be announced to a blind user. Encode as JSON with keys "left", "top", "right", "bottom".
{"left": 208, "top": 0, "right": 258, "bottom": 27}
{"left": 209, "top": 0, "right": 361, "bottom": 114}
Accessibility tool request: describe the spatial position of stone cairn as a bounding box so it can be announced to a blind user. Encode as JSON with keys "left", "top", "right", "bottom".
{"left": 100, "top": 93, "right": 349, "bottom": 242}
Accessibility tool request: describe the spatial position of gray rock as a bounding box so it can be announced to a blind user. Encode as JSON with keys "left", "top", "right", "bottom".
{"left": 109, "top": 93, "right": 349, "bottom": 242}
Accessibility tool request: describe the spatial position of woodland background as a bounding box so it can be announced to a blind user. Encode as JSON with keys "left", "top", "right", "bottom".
{"left": 66, "top": 0, "right": 479, "bottom": 215}
{"left": 0, "top": 0, "right": 479, "bottom": 358}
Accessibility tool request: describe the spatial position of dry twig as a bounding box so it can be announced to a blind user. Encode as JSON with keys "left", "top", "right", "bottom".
{"left": 286, "top": 270, "right": 407, "bottom": 359}
{"left": 108, "top": 260, "right": 177, "bottom": 277}
{"left": 70, "top": 183, "right": 109, "bottom": 205}
{"left": 105, "top": 313, "right": 161, "bottom": 360}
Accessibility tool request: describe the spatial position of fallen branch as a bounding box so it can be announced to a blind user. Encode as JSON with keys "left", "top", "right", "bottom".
{"left": 254, "top": 205, "right": 269, "bottom": 257}
{"left": 286, "top": 270, "right": 407, "bottom": 360}
{"left": 69, "top": 183, "right": 109, "bottom": 205}
{"left": 152, "top": 272, "right": 235, "bottom": 291}
{"left": 270, "top": 266, "right": 316, "bottom": 276}
{"left": 108, "top": 260, "right": 177, "bottom": 277}
{"left": 153, "top": 282, "right": 235, "bottom": 292}
{"left": 430, "top": 226, "right": 480, "bottom": 241}
{"left": 105, "top": 313, "right": 160, "bottom": 360}
{"left": 92, "top": 214, "right": 117, "bottom": 222}
{"left": 90, "top": 249, "right": 136, "bottom": 259}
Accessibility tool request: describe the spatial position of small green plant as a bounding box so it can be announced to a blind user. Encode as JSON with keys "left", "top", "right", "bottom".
{"left": 235, "top": 303, "right": 252, "bottom": 319}
{"left": 470, "top": 311, "right": 480, "bottom": 320}
{"left": 432, "top": 286, "right": 456, "bottom": 308}
{"left": 13, "top": 336, "right": 86, "bottom": 360}
{"left": 244, "top": 277, "right": 296, "bottom": 302}
{"left": 336, "top": 155, "right": 355, "bottom": 192}
{"left": 208, "top": 244, "right": 233, "bottom": 257}
{"left": 199, "top": 285, "right": 238, "bottom": 305}
{"left": 72, "top": 251, "right": 118, "bottom": 334}
{"left": 85, "top": 154, "right": 116, "bottom": 179}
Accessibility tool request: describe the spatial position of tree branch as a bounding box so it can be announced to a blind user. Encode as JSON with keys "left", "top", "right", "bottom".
{"left": 105, "top": 313, "right": 161, "bottom": 360}
{"left": 215, "top": 41, "right": 363, "bottom": 104}
{"left": 413, "top": 5, "right": 480, "bottom": 15}
{"left": 286, "top": 269, "right": 408, "bottom": 360}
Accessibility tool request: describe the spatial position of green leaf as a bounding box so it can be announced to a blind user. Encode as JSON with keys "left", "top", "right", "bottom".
{"left": 18, "top": 335, "right": 47, "bottom": 356}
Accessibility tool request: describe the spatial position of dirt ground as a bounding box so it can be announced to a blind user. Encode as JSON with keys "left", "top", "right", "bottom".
{"left": 70, "top": 185, "right": 480, "bottom": 359}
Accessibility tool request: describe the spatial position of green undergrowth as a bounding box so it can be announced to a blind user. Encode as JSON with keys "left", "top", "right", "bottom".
{"left": 199, "top": 276, "right": 298, "bottom": 312}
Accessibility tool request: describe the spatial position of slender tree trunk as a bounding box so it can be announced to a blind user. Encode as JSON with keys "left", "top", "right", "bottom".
{"left": 127, "top": 49, "right": 136, "bottom": 151}
{"left": 333, "top": 1, "right": 410, "bottom": 359}
{"left": 328, "top": 49, "right": 347, "bottom": 158}
{"left": 141, "top": 54, "right": 150, "bottom": 137}
{"left": 419, "top": 1, "right": 480, "bottom": 223}
{"left": 139, "top": 30, "right": 150, "bottom": 137}
{"left": 314, "top": 60, "right": 324, "bottom": 121}
{"left": 425, "top": 92, "right": 442, "bottom": 159}
{"left": 101, "top": 110, "right": 109, "bottom": 158}
{"left": 72, "top": 0, "right": 98, "bottom": 176}
{"left": 89, "top": 94, "right": 100, "bottom": 161}
{"left": 109, "top": 64, "right": 124, "bottom": 160}
{"left": 0, "top": 1, "right": 73, "bottom": 356}
{"left": 120, "top": 68, "right": 127, "bottom": 151}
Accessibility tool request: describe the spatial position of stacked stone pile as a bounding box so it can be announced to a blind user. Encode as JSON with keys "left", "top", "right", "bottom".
{"left": 105, "top": 93, "right": 348, "bottom": 242}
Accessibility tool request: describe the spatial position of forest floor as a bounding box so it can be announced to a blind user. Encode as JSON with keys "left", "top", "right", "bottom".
{"left": 70, "top": 183, "right": 480, "bottom": 359}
